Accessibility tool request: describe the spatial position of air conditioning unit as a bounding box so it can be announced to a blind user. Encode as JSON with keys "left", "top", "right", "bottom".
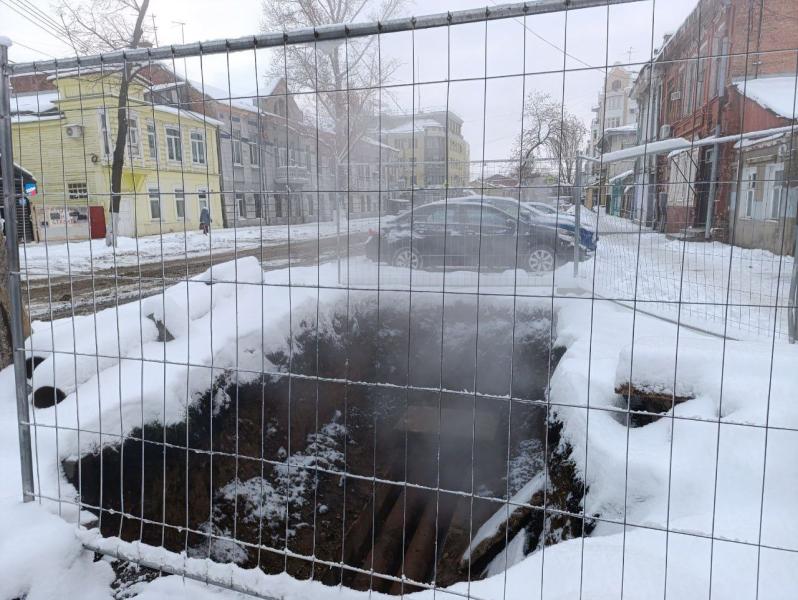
{"left": 659, "top": 124, "right": 672, "bottom": 139}
{"left": 64, "top": 124, "right": 84, "bottom": 139}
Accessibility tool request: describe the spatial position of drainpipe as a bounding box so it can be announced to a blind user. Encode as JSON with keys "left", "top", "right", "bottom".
{"left": 790, "top": 224, "right": 798, "bottom": 343}
{"left": 705, "top": 124, "right": 721, "bottom": 239}
{"left": 217, "top": 128, "right": 228, "bottom": 229}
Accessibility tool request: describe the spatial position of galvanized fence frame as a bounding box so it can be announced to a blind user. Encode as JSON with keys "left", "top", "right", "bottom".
{"left": 2, "top": 0, "right": 798, "bottom": 598}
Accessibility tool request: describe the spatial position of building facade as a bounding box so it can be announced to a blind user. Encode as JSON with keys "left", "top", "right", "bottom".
{"left": 631, "top": 0, "right": 798, "bottom": 247}
{"left": 381, "top": 110, "right": 471, "bottom": 202}
{"left": 11, "top": 69, "right": 223, "bottom": 241}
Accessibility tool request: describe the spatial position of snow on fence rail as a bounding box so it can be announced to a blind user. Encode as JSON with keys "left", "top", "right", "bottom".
{"left": 2, "top": 1, "right": 798, "bottom": 599}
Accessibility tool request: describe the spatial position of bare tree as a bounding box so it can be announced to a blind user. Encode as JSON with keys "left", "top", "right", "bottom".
{"left": 511, "top": 91, "right": 586, "bottom": 185}
{"left": 546, "top": 113, "right": 588, "bottom": 185}
{"left": 261, "top": 0, "right": 404, "bottom": 168}
{"left": 511, "top": 91, "right": 561, "bottom": 184}
{"left": 57, "top": 0, "right": 150, "bottom": 246}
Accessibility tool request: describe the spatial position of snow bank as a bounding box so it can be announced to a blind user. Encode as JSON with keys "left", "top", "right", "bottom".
{"left": 552, "top": 296, "right": 798, "bottom": 560}
{"left": 2, "top": 254, "right": 798, "bottom": 598}
{"left": 0, "top": 502, "right": 114, "bottom": 600}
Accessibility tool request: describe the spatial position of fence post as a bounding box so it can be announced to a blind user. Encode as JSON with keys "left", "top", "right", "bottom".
{"left": 0, "top": 38, "right": 36, "bottom": 502}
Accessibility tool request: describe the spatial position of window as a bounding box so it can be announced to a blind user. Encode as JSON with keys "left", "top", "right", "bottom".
{"left": 148, "top": 188, "right": 161, "bottom": 220}
{"left": 67, "top": 182, "right": 88, "bottom": 200}
{"left": 607, "top": 95, "right": 622, "bottom": 110}
{"left": 236, "top": 192, "right": 247, "bottom": 218}
{"left": 190, "top": 131, "right": 206, "bottom": 165}
{"left": 766, "top": 164, "right": 786, "bottom": 220}
{"left": 165, "top": 126, "right": 182, "bottom": 161}
{"left": 611, "top": 79, "right": 622, "bottom": 91}
{"left": 744, "top": 168, "right": 757, "bottom": 218}
{"left": 146, "top": 121, "right": 157, "bottom": 157}
{"left": 126, "top": 115, "right": 141, "bottom": 158}
{"left": 254, "top": 193, "right": 263, "bottom": 218}
{"left": 606, "top": 117, "right": 621, "bottom": 129}
{"left": 175, "top": 188, "right": 185, "bottom": 219}
{"left": 198, "top": 188, "right": 209, "bottom": 212}
{"left": 275, "top": 194, "right": 284, "bottom": 218}
{"left": 232, "top": 138, "right": 243, "bottom": 165}
{"left": 99, "top": 110, "right": 111, "bottom": 156}
{"left": 249, "top": 143, "right": 259, "bottom": 167}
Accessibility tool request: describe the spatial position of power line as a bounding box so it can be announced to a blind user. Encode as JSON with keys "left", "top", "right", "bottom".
{"left": 10, "top": 0, "right": 91, "bottom": 52}
{"left": 486, "top": 0, "right": 597, "bottom": 70}
{"left": 0, "top": 0, "right": 75, "bottom": 50}
{"left": 15, "top": 0, "right": 75, "bottom": 38}
{"left": 8, "top": 37, "right": 57, "bottom": 59}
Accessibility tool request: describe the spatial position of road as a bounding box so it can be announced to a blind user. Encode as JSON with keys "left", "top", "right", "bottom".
{"left": 24, "top": 233, "right": 367, "bottom": 321}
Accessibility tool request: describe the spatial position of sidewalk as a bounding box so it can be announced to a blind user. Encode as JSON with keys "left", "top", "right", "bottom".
{"left": 18, "top": 216, "right": 378, "bottom": 280}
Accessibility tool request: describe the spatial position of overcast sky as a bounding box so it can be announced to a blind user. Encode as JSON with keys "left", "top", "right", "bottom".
{"left": 2, "top": 0, "right": 699, "bottom": 159}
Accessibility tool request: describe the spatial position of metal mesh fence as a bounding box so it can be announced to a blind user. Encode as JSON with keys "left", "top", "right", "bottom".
{"left": 2, "top": 0, "right": 798, "bottom": 598}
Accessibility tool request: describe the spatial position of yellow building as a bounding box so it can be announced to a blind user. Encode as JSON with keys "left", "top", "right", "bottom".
{"left": 382, "top": 110, "right": 470, "bottom": 191}
{"left": 11, "top": 69, "right": 222, "bottom": 240}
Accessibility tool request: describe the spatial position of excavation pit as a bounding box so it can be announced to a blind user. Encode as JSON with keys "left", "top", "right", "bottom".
{"left": 65, "top": 295, "right": 585, "bottom": 592}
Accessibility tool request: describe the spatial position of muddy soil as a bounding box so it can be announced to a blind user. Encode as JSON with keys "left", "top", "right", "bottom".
{"left": 65, "top": 295, "right": 587, "bottom": 593}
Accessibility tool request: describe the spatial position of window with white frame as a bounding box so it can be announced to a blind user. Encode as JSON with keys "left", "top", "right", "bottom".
{"left": 127, "top": 114, "right": 141, "bottom": 158}
{"left": 198, "top": 188, "right": 209, "bottom": 212}
{"left": 743, "top": 167, "right": 757, "bottom": 218}
{"left": 231, "top": 130, "right": 244, "bottom": 165}
{"left": 165, "top": 125, "right": 182, "bottom": 161}
{"left": 249, "top": 143, "right": 259, "bottom": 167}
{"left": 175, "top": 188, "right": 186, "bottom": 219}
{"left": 607, "top": 95, "right": 622, "bottom": 110}
{"left": 766, "top": 163, "right": 786, "bottom": 220}
{"left": 67, "top": 182, "right": 88, "bottom": 200}
{"left": 146, "top": 121, "right": 157, "bottom": 157}
{"left": 236, "top": 192, "right": 247, "bottom": 218}
{"left": 190, "top": 131, "right": 206, "bottom": 165}
{"left": 148, "top": 188, "right": 161, "bottom": 220}
{"left": 99, "top": 110, "right": 112, "bottom": 157}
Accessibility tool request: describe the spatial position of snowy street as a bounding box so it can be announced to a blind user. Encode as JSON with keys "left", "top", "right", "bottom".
{"left": 20, "top": 217, "right": 375, "bottom": 320}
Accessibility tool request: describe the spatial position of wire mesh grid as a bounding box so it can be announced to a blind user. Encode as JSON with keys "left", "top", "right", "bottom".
{"left": 2, "top": 0, "right": 798, "bottom": 598}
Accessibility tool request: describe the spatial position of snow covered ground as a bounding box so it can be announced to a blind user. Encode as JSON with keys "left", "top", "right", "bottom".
{"left": 18, "top": 216, "right": 378, "bottom": 279}
{"left": 1, "top": 256, "right": 797, "bottom": 598}
{"left": 585, "top": 211, "right": 794, "bottom": 340}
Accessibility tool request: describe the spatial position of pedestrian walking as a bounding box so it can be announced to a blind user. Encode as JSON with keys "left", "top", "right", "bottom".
{"left": 199, "top": 206, "right": 211, "bottom": 235}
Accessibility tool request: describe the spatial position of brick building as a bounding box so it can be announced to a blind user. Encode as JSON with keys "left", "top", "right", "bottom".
{"left": 633, "top": 0, "right": 798, "bottom": 243}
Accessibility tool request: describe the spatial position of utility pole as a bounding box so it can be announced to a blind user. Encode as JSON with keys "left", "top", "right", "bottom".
{"left": 150, "top": 13, "right": 159, "bottom": 46}
{"left": 172, "top": 21, "right": 187, "bottom": 79}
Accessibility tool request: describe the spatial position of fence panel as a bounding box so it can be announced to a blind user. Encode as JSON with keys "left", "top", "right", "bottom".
{"left": 2, "top": 1, "right": 798, "bottom": 598}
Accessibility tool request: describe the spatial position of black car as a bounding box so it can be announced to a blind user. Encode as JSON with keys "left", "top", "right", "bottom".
{"left": 364, "top": 200, "right": 572, "bottom": 273}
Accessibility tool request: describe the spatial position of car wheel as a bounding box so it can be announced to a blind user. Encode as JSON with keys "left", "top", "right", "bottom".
{"left": 393, "top": 246, "right": 422, "bottom": 269}
{"left": 525, "top": 247, "right": 555, "bottom": 273}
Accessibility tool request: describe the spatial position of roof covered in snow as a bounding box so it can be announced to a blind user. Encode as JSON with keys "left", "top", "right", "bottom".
{"left": 603, "top": 123, "right": 638, "bottom": 135}
{"left": 384, "top": 118, "right": 443, "bottom": 135}
{"left": 609, "top": 169, "right": 634, "bottom": 183}
{"left": 10, "top": 91, "right": 59, "bottom": 114}
{"left": 733, "top": 76, "right": 798, "bottom": 120}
